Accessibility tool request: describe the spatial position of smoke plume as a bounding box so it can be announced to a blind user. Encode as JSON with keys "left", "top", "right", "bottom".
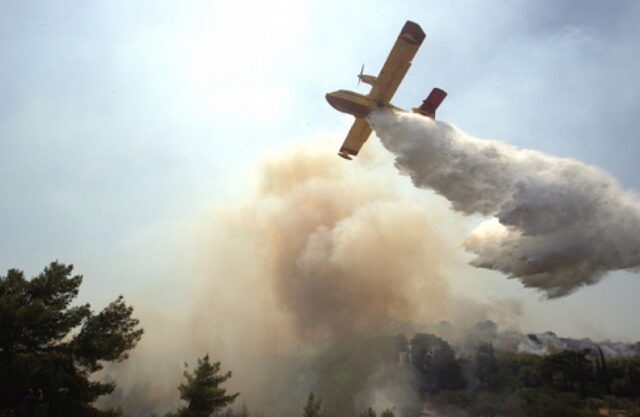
{"left": 192, "top": 145, "right": 459, "bottom": 416}
{"left": 236, "top": 148, "right": 455, "bottom": 340}
{"left": 105, "top": 143, "right": 489, "bottom": 417}
{"left": 370, "top": 109, "right": 640, "bottom": 298}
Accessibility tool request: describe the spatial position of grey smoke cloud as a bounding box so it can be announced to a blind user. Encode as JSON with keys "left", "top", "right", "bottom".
{"left": 370, "top": 110, "right": 640, "bottom": 298}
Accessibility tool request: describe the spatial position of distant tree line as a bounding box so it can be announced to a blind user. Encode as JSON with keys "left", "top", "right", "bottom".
{"left": 393, "top": 332, "right": 640, "bottom": 417}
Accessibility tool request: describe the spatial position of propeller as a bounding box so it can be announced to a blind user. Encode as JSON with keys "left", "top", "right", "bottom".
{"left": 357, "top": 63, "right": 364, "bottom": 87}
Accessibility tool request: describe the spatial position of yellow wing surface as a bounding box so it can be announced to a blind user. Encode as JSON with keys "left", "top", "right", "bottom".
{"left": 338, "top": 21, "right": 426, "bottom": 159}
{"left": 338, "top": 119, "right": 372, "bottom": 160}
{"left": 369, "top": 21, "right": 426, "bottom": 103}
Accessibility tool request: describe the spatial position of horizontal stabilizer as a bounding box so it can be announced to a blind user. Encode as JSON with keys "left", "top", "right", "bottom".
{"left": 414, "top": 88, "right": 447, "bottom": 118}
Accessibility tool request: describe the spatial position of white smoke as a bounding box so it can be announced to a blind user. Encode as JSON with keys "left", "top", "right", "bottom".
{"left": 369, "top": 109, "right": 640, "bottom": 298}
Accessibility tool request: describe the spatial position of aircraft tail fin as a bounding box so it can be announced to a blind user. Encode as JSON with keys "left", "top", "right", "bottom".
{"left": 413, "top": 88, "right": 447, "bottom": 118}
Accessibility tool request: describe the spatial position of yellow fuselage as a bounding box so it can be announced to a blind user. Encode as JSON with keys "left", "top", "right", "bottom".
{"left": 325, "top": 90, "right": 400, "bottom": 118}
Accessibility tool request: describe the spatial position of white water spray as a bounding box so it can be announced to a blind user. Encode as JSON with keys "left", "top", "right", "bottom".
{"left": 370, "top": 110, "right": 640, "bottom": 297}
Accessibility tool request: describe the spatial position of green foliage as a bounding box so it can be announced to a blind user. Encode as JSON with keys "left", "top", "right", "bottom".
{"left": 607, "top": 357, "right": 640, "bottom": 397}
{"left": 172, "top": 355, "right": 239, "bottom": 417}
{"left": 475, "top": 343, "right": 501, "bottom": 391}
{"left": 410, "top": 333, "right": 466, "bottom": 393}
{"left": 73, "top": 296, "right": 143, "bottom": 372}
{"left": 430, "top": 390, "right": 474, "bottom": 409}
{"left": 379, "top": 409, "right": 394, "bottom": 417}
{"left": 466, "top": 392, "right": 521, "bottom": 417}
{"left": 0, "top": 262, "right": 143, "bottom": 417}
{"left": 489, "top": 351, "right": 544, "bottom": 392}
{"left": 423, "top": 343, "right": 640, "bottom": 417}
{"left": 540, "top": 349, "right": 592, "bottom": 396}
{"left": 516, "top": 389, "right": 597, "bottom": 417}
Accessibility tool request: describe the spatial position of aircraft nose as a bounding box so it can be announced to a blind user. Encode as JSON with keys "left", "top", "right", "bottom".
{"left": 325, "top": 92, "right": 343, "bottom": 111}
{"left": 325, "top": 92, "right": 337, "bottom": 107}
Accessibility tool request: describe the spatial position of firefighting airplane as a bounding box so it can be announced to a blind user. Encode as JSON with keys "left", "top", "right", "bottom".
{"left": 325, "top": 21, "right": 447, "bottom": 160}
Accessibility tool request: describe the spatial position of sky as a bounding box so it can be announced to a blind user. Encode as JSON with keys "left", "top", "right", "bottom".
{"left": 2, "top": 0, "right": 640, "bottom": 342}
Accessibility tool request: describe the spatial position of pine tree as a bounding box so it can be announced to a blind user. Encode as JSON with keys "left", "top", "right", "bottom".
{"left": 174, "top": 355, "right": 239, "bottom": 417}
{"left": 0, "top": 262, "right": 143, "bottom": 417}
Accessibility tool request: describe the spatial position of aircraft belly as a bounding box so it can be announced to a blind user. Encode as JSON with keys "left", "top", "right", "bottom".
{"left": 325, "top": 93, "right": 376, "bottom": 118}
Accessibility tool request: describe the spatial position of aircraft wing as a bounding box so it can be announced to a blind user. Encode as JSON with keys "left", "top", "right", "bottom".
{"left": 338, "top": 118, "right": 372, "bottom": 159}
{"left": 369, "top": 21, "right": 426, "bottom": 104}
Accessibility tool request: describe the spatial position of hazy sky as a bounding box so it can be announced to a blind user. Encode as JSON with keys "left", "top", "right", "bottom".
{"left": 2, "top": 1, "right": 640, "bottom": 341}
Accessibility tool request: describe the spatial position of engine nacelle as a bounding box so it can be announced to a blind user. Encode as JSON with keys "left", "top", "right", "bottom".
{"left": 358, "top": 74, "right": 377, "bottom": 86}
